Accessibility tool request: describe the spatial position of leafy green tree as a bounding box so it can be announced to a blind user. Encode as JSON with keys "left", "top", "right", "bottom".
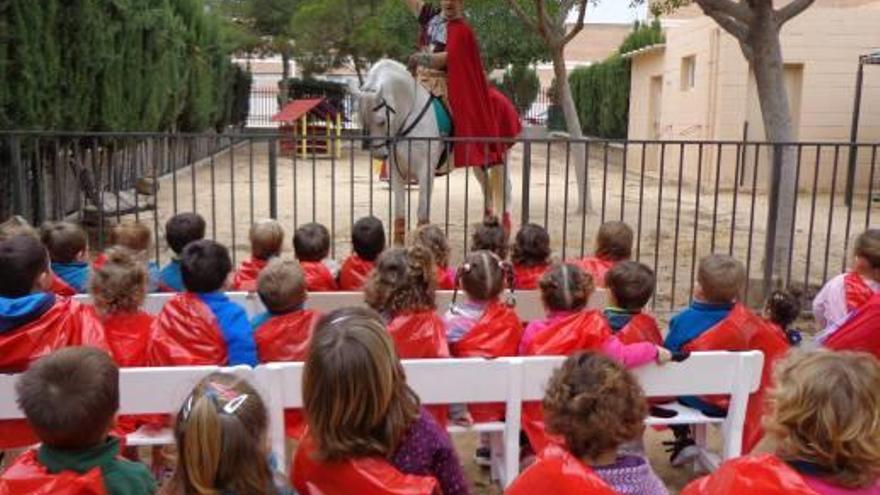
{"left": 497, "top": 64, "right": 540, "bottom": 116}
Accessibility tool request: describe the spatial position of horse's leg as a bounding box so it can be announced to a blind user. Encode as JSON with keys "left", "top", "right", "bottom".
{"left": 417, "top": 141, "right": 435, "bottom": 226}
{"left": 489, "top": 164, "right": 514, "bottom": 234}
{"left": 473, "top": 166, "right": 493, "bottom": 219}
{"left": 389, "top": 150, "right": 407, "bottom": 246}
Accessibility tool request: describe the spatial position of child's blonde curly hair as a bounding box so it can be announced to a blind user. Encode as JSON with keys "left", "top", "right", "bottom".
{"left": 90, "top": 247, "right": 148, "bottom": 315}
{"left": 364, "top": 245, "right": 436, "bottom": 317}
{"left": 767, "top": 350, "right": 880, "bottom": 489}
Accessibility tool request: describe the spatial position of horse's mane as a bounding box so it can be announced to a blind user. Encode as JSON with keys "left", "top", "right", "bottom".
{"left": 361, "top": 59, "right": 412, "bottom": 93}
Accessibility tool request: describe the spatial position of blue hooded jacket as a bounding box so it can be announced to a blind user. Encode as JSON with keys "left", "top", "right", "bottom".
{"left": 0, "top": 293, "right": 56, "bottom": 334}
{"left": 51, "top": 262, "right": 90, "bottom": 293}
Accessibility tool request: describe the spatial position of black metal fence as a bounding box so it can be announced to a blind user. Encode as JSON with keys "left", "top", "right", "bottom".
{"left": 1, "top": 130, "right": 878, "bottom": 316}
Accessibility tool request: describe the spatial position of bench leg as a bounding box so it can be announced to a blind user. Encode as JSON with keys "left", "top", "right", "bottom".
{"left": 488, "top": 431, "right": 505, "bottom": 485}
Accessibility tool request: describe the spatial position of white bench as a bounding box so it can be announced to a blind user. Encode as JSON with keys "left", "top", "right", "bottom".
{"left": 73, "top": 289, "right": 607, "bottom": 321}
{"left": 0, "top": 351, "right": 762, "bottom": 487}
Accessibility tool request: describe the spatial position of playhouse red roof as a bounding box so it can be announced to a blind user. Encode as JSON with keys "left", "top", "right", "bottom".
{"left": 272, "top": 98, "right": 343, "bottom": 122}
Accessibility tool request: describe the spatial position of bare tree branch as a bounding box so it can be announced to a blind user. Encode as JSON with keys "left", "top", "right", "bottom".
{"left": 533, "top": 0, "right": 555, "bottom": 45}
{"left": 562, "top": 0, "right": 588, "bottom": 46}
{"left": 696, "top": 0, "right": 752, "bottom": 22}
{"left": 503, "top": 0, "right": 540, "bottom": 34}
{"left": 775, "top": 0, "right": 815, "bottom": 26}
{"left": 700, "top": 4, "right": 750, "bottom": 42}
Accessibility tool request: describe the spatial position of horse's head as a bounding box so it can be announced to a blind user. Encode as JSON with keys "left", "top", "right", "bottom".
{"left": 358, "top": 88, "right": 396, "bottom": 160}
{"left": 357, "top": 60, "right": 418, "bottom": 160}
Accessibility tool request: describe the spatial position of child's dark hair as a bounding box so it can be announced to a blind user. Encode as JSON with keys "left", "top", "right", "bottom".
{"left": 167, "top": 372, "right": 277, "bottom": 495}
{"left": 0, "top": 235, "right": 49, "bottom": 298}
{"left": 294, "top": 222, "right": 331, "bottom": 262}
{"left": 412, "top": 224, "right": 450, "bottom": 268}
{"left": 40, "top": 221, "right": 87, "bottom": 263}
{"left": 595, "top": 221, "right": 633, "bottom": 261}
{"left": 258, "top": 258, "right": 307, "bottom": 314}
{"left": 511, "top": 223, "right": 550, "bottom": 267}
{"left": 16, "top": 347, "right": 119, "bottom": 449}
{"left": 165, "top": 213, "right": 206, "bottom": 255}
{"left": 352, "top": 217, "right": 386, "bottom": 262}
{"left": 539, "top": 263, "right": 593, "bottom": 312}
{"left": 249, "top": 219, "right": 284, "bottom": 260}
{"left": 605, "top": 261, "right": 655, "bottom": 311}
{"left": 181, "top": 239, "right": 232, "bottom": 293}
{"left": 457, "top": 250, "right": 512, "bottom": 303}
{"left": 765, "top": 289, "right": 802, "bottom": 329}
{"left": 364, "top": 246, "right": 436, "bottom": 316}
{"left": 543, "top": 351, "right": 647, "bottom": 460}
{"left": 472, "top": 215, "right": 508, "bottom": 259}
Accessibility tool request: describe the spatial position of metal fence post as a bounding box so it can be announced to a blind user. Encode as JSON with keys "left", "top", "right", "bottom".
{"left": 268, "top": 137, "right": 278, "bottom": 219}
{"left": 9, "top": 135, "right": 27, "bottom": 220}
{"left": 520, "top": 139, "right": 531, "bottom": 226}
{"left": 763, "top": 143, "right": 784, "bottom": 298}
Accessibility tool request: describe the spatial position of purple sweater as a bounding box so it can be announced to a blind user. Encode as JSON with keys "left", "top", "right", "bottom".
{"left": 391, "top": 409, "right": 470, "bottom": 495}
{"left": 593, "top": 454, "right": 669, "bottom": 495}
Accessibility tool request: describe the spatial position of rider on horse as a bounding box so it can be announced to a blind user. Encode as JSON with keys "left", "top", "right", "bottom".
{"left": 403, "top": 0, "right": 521, "bottom": 232}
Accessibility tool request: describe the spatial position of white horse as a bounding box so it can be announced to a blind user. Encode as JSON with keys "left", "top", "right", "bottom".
{"left": 356, "top": 59, "right": 514, "bottom": 244}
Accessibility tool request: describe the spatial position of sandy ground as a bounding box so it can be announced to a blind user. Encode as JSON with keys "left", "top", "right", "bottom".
{"left": 119, "top": 137, "right": 875, "bottom": 323}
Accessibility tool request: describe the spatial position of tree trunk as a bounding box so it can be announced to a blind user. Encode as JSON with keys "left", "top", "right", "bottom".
{"left": 551, "top": 47, "right": 592, "bottom": 213}
{"left": 749, "top": 13, "right": 797, "bottom": 284}
{"left": 280, "top": 49, "right": 291, "bottom": 105}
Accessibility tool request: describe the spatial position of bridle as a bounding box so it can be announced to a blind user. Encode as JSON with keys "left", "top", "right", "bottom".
{"left": 368, "top": 87, "right": 437, "bottom": 165}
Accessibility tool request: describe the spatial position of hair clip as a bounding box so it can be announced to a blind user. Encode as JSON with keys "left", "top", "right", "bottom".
{"left": 222, "top": 394, "right": 249, "bottom": 415}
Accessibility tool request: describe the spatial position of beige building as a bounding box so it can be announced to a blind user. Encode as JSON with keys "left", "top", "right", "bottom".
{"left": 535, "top": 23, "right": 632, "bottom": 88}
{"left": 626, "top": 1, "right": 880, "bottom": 189}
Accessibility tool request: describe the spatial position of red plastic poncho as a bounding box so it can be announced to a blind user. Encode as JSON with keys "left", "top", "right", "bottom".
{"left": 682, "top": 304, "right": 790, "bottom": 453}
{"left": 682, "top": 454, "right": 820, "bottom": 495}
{"left": 825, "top": 291, "right": 880, "bottom": 358}
{"left": 616, "top": 313, "right": 663, "bottom": 346}
{"left": 436, "top": 267, "right": 456, "bottom": 291}
{"left": 81, "top": 308, "right": 153, "bottom": 367}
{"left": 844, "top": 272, "right": 876, "bottom": 312}
{"left": 147, "top": 293, "right": 227, "bottom": 366}
{"left": 505, "top": 445, "right": 617, "bottom": 495}
{"left": 254, "top": 309, "right": 321, "bottom": 439}
{"left": 0, "top": 450, "right": 107, "bottom": 495}
{"left": 450, "top": 301, "right": 522, "bottom": 422}
{"left": 575, "top": 257, "right": 616, "bottom": 288}
{"left": 232, "top": 258, "right": 268, "bottom": 292}
{"left": 339, "top": 255, "right": 375, "bottom": 291}
{"left": 49, "top": 273, "right": 77, "bottom": 297}
{"left": 292, "top": 434, "right": 439, "bottom": 495}
{"left": 0, "top": 297, "right": 107, "bottom": 449}
{"left": 512, "top": 263, "right": 549, "bottom": 290}
{"left": 301, "top": 261, "right": 338, "bottom": 292}
{"left": 446, "top": 19, "right": 519, "bottom": 168}
{"left": 521, "top": 310, "right": 612, "bottom": 452}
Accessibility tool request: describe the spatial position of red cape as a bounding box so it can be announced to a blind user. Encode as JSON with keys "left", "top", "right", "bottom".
{"left": 682, "top": 454, "right": 820, "bottom": 495}
{"left": 0, "top": 450, "right": 107, "bottom": 495}
{"left": 93, "top": 309, "right": 153, "bottom": 367}
{"left": 49, "top": 273, "right": 77, "bottom": 297}
{"left": 844, "top": 272, "right": 876, "bottom": 311}
{"left": 513, "top": 263, "right": 550, "bottom": 290}
{"left": 301, "top": 261, "right": 338, "bottom": 292}
{"left": 0, "top": 297, "right": 107, "bottom": 449}
{"left": 825, "top": 291, "right": 880, "bottom": 358}
{"left": 616, "top": 313, "right": 663, "bottom": 346}
{"left": 387, "top": 311, "right": 450, "bottom": 359}
{"left": 255, "top": 309, "right": 321, "bottom": 439}
{"left": 522, "top": 310, "right": 612, "bottom": 452}
{"left": 338, "top": 255, "right": 375, "bottom": 291}
{"left": 505, "top": 445, "right": 617, "bottom": 495}
{"left": 147, "top": 293, "right": 227, "bottom": 366}
{"left": 291, "top": 433, "right": 438, "bottom": 495}
{"left": 575, "top": 257, "right": 616, "bottom": 287}
{"left": 450, "top": 301, "right": 522, "bottom": 422}
{"left": 436, "top": 266, "right": 456, "bottom": 290}
{"left": 683, "top": 304, "right": 790, "bottom": 453}
{"left": 232, "top": 258, "right": 268, "bottom": 292}
{"left": 446, "top": 19, "right": 519, "bottom": 167}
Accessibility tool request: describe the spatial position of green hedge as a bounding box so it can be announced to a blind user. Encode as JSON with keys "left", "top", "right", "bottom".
{"left": 568, "top": 20, "right": 664, "bottom": 139}
{"left": 0, "top": 0, "right": 250, "bottom": 132}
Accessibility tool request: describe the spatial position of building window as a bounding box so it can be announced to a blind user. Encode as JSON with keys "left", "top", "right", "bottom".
{"left": 681, "top": 56, "right": 696, "bottom": 91}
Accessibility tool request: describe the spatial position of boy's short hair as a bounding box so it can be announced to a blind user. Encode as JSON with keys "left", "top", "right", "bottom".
{"left": 854, "top": 229, "right": 880, "bottom": 269}
{"left": 352, "top": 217, "right": 385, "bottom": 262}
{"left": 165, "top": 213, "right": 206, "bottom": 255}
{"left": 594, "top": 221, "right": 633, "bottom": 261}
{"left": 16, "top": 347, "right": 119, "bottom": 449}
{"left": 472, "top": 215, "right": 508, "bottom": 259}
{"left": 294, "top": 223, "right": 331, "bottom": 262}
{"left": 511, "top": 223, "right": 551, "bottom": 267}
{"left": 249, "top": 219, "right": 284, "bottom": 260}
{"left": 180, "top": 239, "right": 232, "bottom": 293}
{"left": 257, "top": 258, "right": 306, "bottom": 314}
{"left": 697, "top": 254, "right": 745, "bottom": 303}
{"left": 0, "top": 235, "right": 50, "bottom": 298}
{"left": 40, "top": 221, "right": 87, "bottom": 263}
{"left": 605, "top": 261, "right": 655, "bottom": 311}
{"left": 110, "top": 222, "right": 152, "bottom": 252}
{"left": 0, "top": 216, "right": 38, "bottom": 241}
{"left": 765, "top": 289, "right": 802, "bottom": 329}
